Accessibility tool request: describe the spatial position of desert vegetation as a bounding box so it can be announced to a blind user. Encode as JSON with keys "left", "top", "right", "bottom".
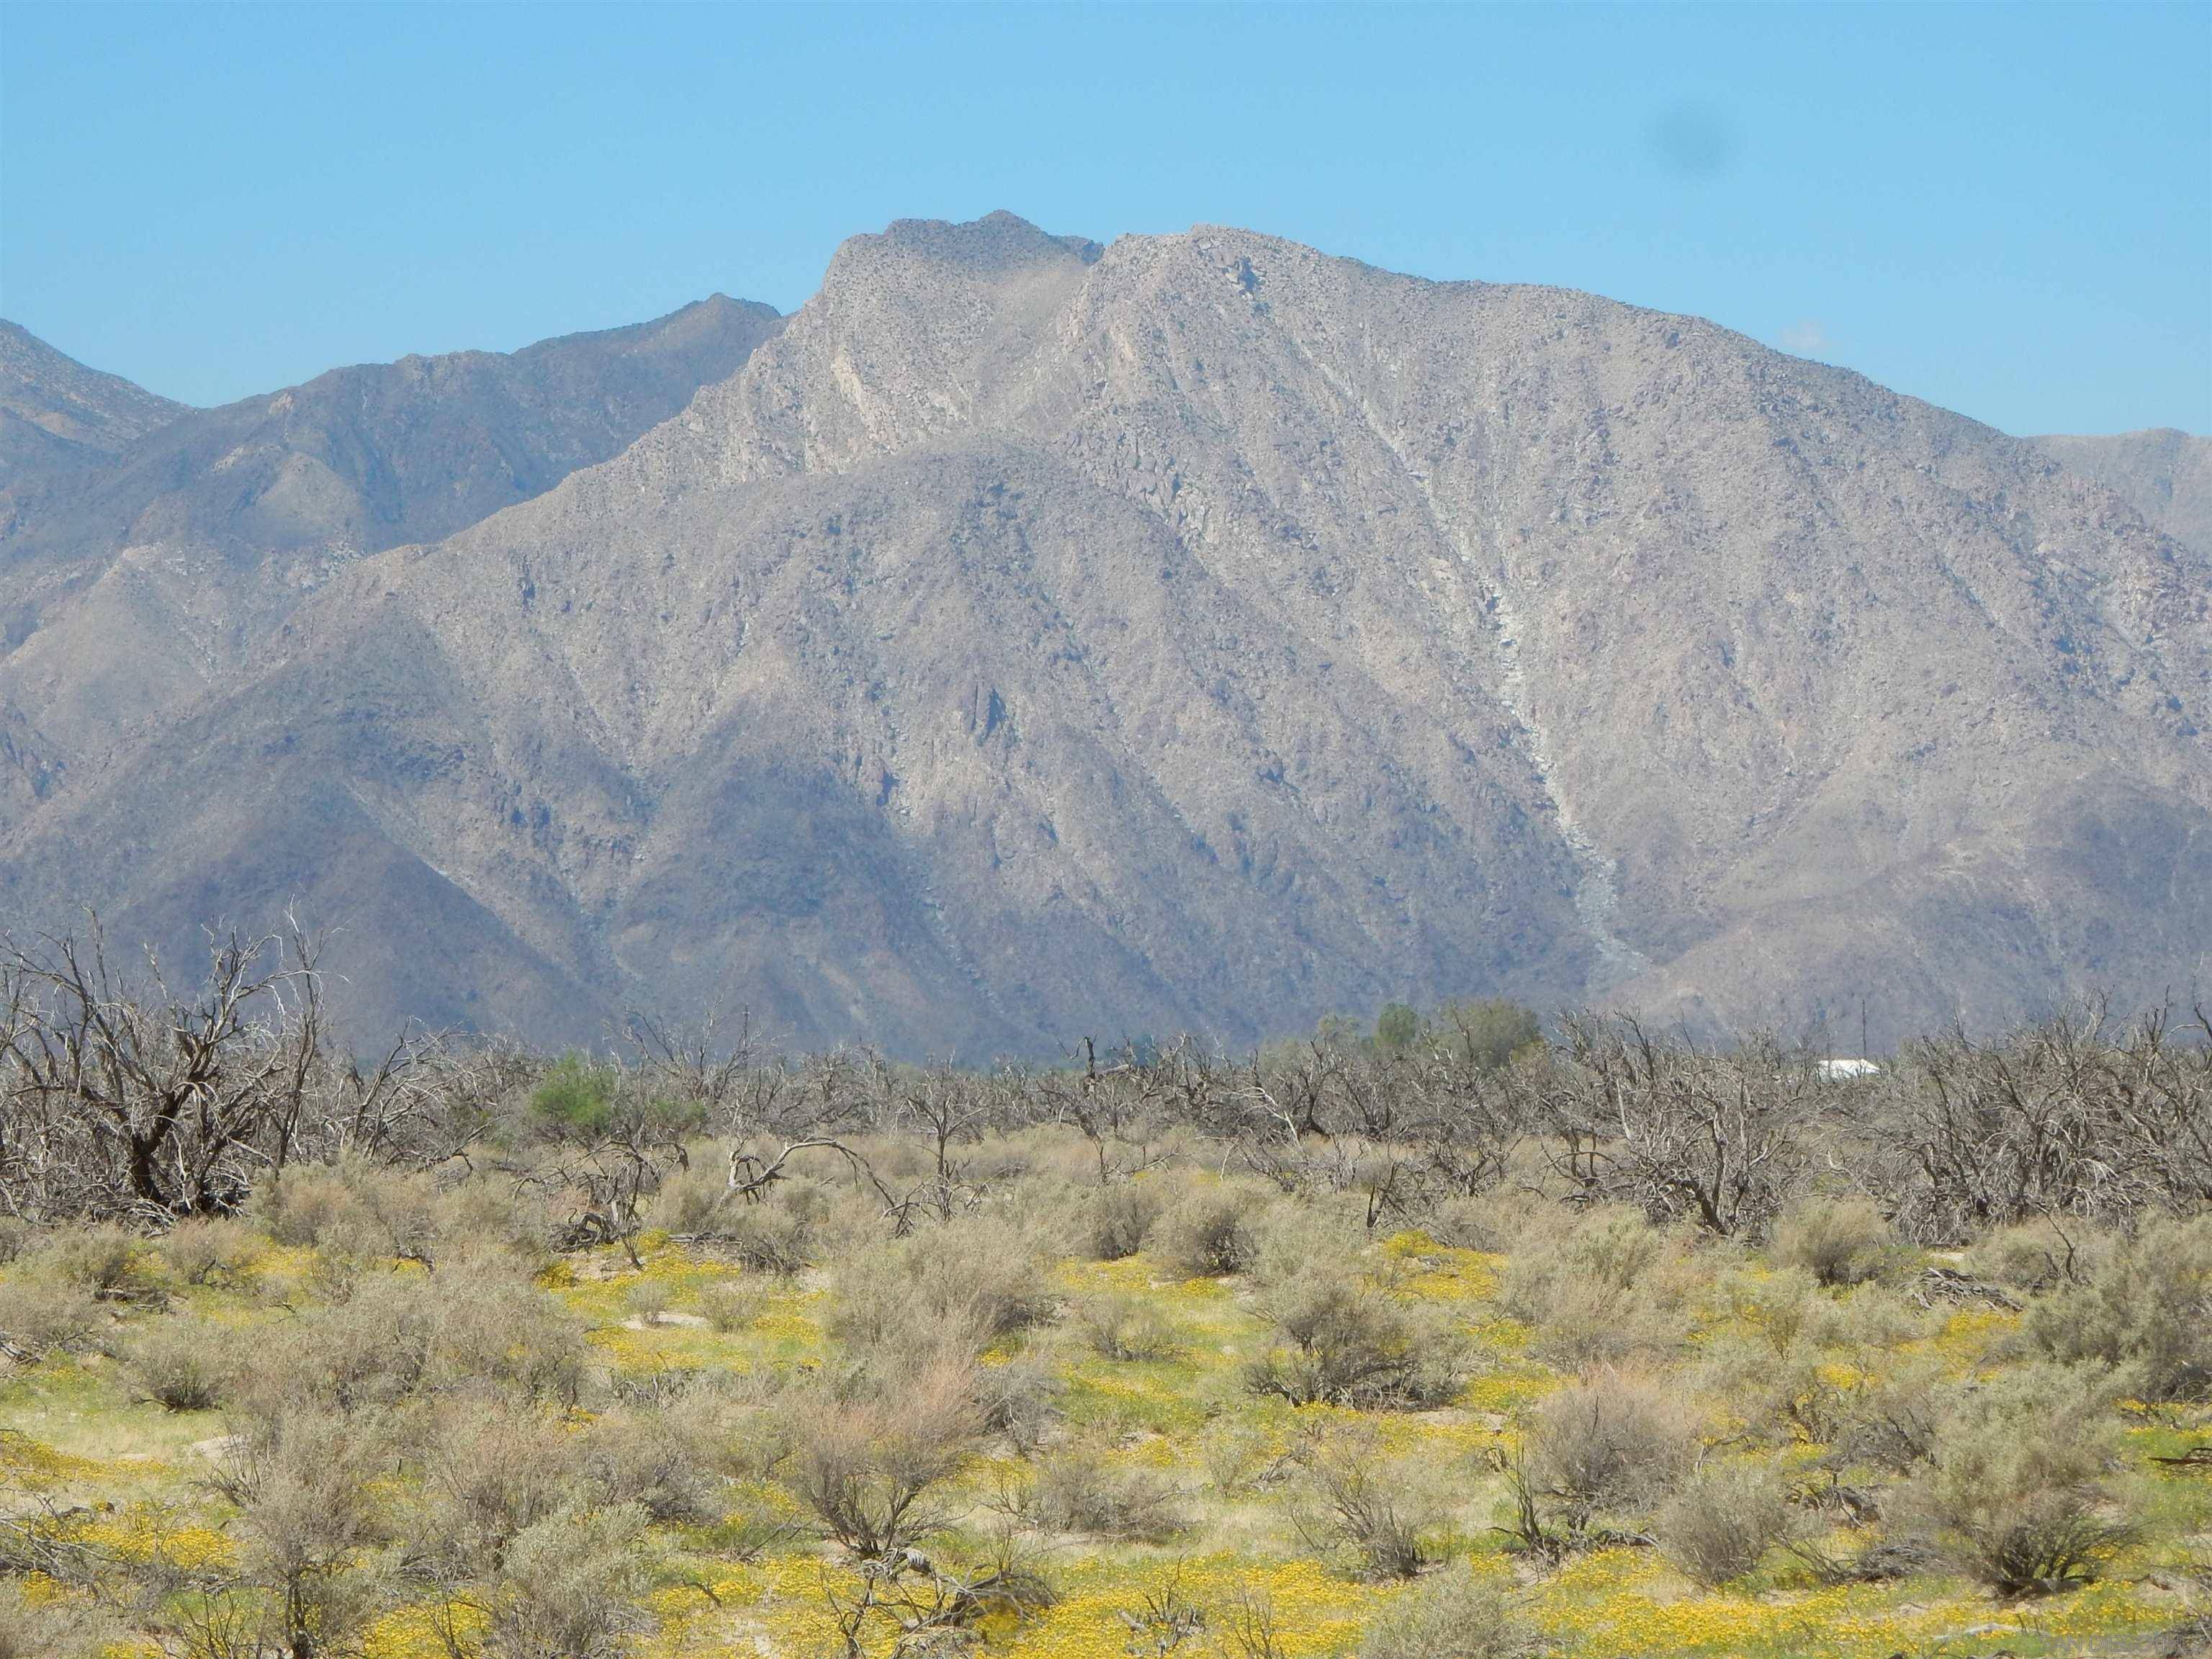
{"left": 4, "top": 925, "right": 2212, "bottom": 1657}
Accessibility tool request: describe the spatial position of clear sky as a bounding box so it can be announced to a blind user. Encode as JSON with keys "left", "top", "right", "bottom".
{"left": 3, "top": 2, "right": 2206, "bottom": 435}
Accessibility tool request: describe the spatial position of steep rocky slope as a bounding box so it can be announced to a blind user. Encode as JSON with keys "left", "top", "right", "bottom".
{"left": 2033, "top": 428, "right": 2212, "bottom": 556}
{"left": 0, "top": 320, "right": 186, "bottom": 482}
{"left": 4, "top": 215, "right": 2205, "bottom": 1051}
{"left": 0, "top": 297, "right": 783, "bottom": 809}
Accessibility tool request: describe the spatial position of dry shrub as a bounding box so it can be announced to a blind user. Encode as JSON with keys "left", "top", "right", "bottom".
{"left": 1964, "top": 1216, "right": 2111, "bottom": 1295}
{"left": 157, "top": 1217, "right": 262, "bottom": 1288}
{"left": 830, "top": 1214, "right": 1052, "bottom": 1354}
{"left": 696, "top": 1277, "right": 768, "bottom": 1334}
{"left": 1500, "top": 1206, "right": 1690, "bottom": 1368}
{"left": 256, "top": 1163, "right": 357, "bottom": 1247}
{"left": 407, "top": 1396, "right": 580, "bottom": 1575}
{"left": 577, "top": 1401, "right": 729, "bottom": 1525}
{"left": 1905, "top": 1362, "right": 2136, "bottom": 1593}
{"left": 1656, "top": 1460, "right": 1801, "bottom": 1586}
{"left": 1030, "top": 1436, "right": 1185, "bottom": 1540}
{"left": 1199, "top": 1419, "right": 1282, "bottom": 1497}
{"left": 707, "top": 1166, "right": 854, "bottom": 1272}
{"left": 972, "top": 1351, "right": 1063, "bottom": 1455}
{"left": 424, "top": 1274, "right": 593, "bottom": 1406}
{"left": 2025, "top": 1214, "right": 2212, "bottom": 1400}
{"left": 0, "top": 1272, "right": 100, "bottom": 1357}
{"left": 37, "top": 1223, "right": 160, "bottom": 1301}
{"left": 1080, "top": 1181, "right": 1160, "bottom": 1261}
{"left": 239, "top": 1271, "right": 438, "bottom": 1413}
{"left": 121, "top": 1316, "right": 237, "bottom": 1411}
{"left": 1074, "top": 1292, "right": 1182, "bottom": 1362}
{"left": 1156, "top": 1182, "right": 1266, "bottom": 1278}
{"left": 643, "top": 1162, "right": 739, "bottom": 1238}
{"left": 1359, "top": 1560, "right": 1540, "bottom": 1659}
{"left": 485, "top": 1503, "right": 654, "bottom": 1659}
{"left": 1691, "top": 1331, "right": 1838, "bottom": 1452}
{"left": 1528, "top": 1370, "right": 1697, "bottom": 1532}
{"left": 238, "top": 1265, "right": 589, "bottom": 1416}
{"left": 783, "top": 1349, "right": 981, "bottom": 1555}
{"left": 256, "top": 1159, "right": 440, "bottom": 1265}
{"left": 1771, "top": 1195, "right": 1898, "bottom": 1287}
{"left": 212, "top": 1406, "right": 394, "bottom": 1655}
{"left": 1244, "top": 1271, "right": 1466, "bottom": 1409}
{"left": 434, "top": 1182, "right": 560, "bottom": 1275}
{"left": 0, "top": 1582, "right": 117, "bottom": 1659}
{"left": 1424, "top": 1191, "right": 1533, "bottom": 1254}
{"left": 1709, "top": 1264, "right": 1845, "bottom": 1367}
{"left": 623, "top": 1277, "right": 673, "bottom": 1326}
{"left": 713, "top": 1187, "right": 824, "bottom": 1274}
{"left": 1825, "top": 1361, "right": 1943, "bottom": 1478}
{"left": 1291, "top": 1426, "right": 1436, "bottom": 1579}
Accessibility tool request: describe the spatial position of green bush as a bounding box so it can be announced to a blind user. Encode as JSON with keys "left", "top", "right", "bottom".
{"left": 1376, "top": 1002, "right": 1421, "bottom": 1054}
{"left": 1434, "top": 998, "right": 1545, "bottom": 1071}
{"left": 530, "top": 1053, "right": 620, "bottom": 1138}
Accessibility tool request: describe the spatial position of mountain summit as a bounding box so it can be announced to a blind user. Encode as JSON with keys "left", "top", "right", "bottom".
{"left": 2, "top": 216, "right": 2204, "bottom": 1051}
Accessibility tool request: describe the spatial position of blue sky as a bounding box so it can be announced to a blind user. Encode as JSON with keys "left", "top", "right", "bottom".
{"left": 4, "top": 2, "right": 2206, "bottom": 434}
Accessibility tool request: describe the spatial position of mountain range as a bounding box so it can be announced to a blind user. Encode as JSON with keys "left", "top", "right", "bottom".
{"left": 3, "top": 212, "right": 2205, "bottom": 1053}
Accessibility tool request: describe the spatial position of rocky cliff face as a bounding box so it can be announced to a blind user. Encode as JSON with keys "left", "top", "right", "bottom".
{"left": 3, "top": 215, "right": 2204, "bottom": 1051}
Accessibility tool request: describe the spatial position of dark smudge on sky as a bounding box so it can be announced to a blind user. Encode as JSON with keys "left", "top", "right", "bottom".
{"left": 1647, "top": 103, "right": 1739, "bottom": 178}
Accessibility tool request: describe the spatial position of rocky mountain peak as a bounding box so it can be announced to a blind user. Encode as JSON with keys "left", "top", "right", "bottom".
{"left": 0, "top": 218, "right": 2203, "bottom": 1054}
